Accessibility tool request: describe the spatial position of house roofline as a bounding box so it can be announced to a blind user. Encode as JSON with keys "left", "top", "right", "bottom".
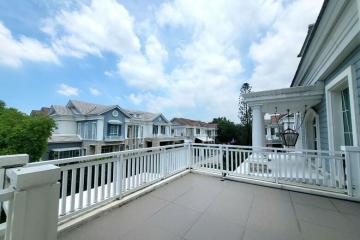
{"left": 291, "top": 0, "right": 329, "bottom": 87}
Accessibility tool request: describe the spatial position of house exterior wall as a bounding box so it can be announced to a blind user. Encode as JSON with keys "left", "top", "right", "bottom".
{"left": 316, "top": 46, "right": 360, "bottom": 150}
{"left": 293, "top": 0, "right": 360, "bottom": 87}
{"left": 53, "top": 117, "right": 77, "bottom": 135}
{"left": 103, "top": 109, "right": 127, "bottom": 140}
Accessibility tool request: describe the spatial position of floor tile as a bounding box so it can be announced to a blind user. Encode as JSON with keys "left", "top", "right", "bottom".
{"left": 147, "top": 202, "right": 202, "bottom": 236}
{"left": 290, "top": 191, "right": 337, "bottom": 211}
{"left": 185, "top": 212, "right": 244, "bottom": 240}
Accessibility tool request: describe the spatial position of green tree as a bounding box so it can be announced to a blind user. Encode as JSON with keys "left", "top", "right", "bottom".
{"left": 211, "top": 117, "right": 238, "bottom": 144}
{"left": 0, "top": 101, "right": 55, "bottom": 162}
{"left": 238, "top": 83, "right": 252, "bottom": 145}
{"left": 238, "top": 83, "right": 252, "bottom": 125}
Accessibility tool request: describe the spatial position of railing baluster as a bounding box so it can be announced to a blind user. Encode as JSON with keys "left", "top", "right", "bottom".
{"left": 113, "top": 160, "right": 117, "bottom": 196}
{"left": 79, "top": 167, "right": 84, "bottom": 209}
{"left": 140, "top": 155, "right": 144, "bottom": 184}
{"left": 70, "top": 168, "right": 76, "bottom": 212}
{"left": 94, "top": 165, "right": 99, "bottom": 203}
{"left": 107, "top": 162, "right": 111, "bottom": 198}
{"left": 60, "top": 170, "right": 68, "bottom": 215}
{"left": 101, "top": 163, "right": 105, "bottom": 201}
{"left": 87, "top": 166, "right": 92, "bottom": 206}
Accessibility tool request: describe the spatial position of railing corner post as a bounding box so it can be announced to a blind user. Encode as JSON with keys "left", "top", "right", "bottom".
{"left": 6, "top": 164, "right": 60, "bottom": 240}
{"left": 341, "top": 146, "right": 360, "bottom": 198}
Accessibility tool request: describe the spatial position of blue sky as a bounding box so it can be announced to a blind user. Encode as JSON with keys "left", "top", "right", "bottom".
{"left": 0, "top": 0, "right": 322, "bottom": 122}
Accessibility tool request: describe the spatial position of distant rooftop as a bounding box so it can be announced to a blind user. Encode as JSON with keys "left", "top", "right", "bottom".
{"left": 171, "top": 117, "right": 217, "bottom": 128}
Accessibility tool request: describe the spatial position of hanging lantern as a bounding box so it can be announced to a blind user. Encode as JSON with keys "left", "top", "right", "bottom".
{"left": 281, "top": 128, "right": 299, "bottom": 147}
{"left": 280, "top": 109, "right": 299, "bottom": 147}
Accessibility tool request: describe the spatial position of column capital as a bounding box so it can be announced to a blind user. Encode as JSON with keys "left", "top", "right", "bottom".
{"left": 250, "top": 104, "right": 263, "bottom": 111}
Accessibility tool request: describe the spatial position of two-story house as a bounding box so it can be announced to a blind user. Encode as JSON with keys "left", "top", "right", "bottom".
{"left": 38, "top": 100, "right": 185, "bottom": 159}
{"left": 126, "top": 110, "right": 185, "bottom": 148}
{"left": 44, "top": 100, "right": 130, "bottom": 159}
{"left": 171, "top": 118, "right": 217, "bottom": 143}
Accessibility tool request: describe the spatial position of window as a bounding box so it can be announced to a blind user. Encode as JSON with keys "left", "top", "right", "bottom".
{"left": 341, "top": 88, "right": 353, "bottom": 146}
{"left": 326, "top": 66, "right": 358, "bottom": 150}
{"left": 84, "top": 122, "right": 89, "bottom": 138}
{"left": 312, "top": 118, "right": 318, "bottom": 150}
{"left": 78, "top": 121, "right": 97, "bottom": 139}
{"left": 49, "top": 149, "right": 81, "bottom": 160}
{"left": 270, "top": 128, "right": 275, "bottom": 135}
{"left": 91, "top": 122, "right": 97, "bottom": 139}
{"left": 196, "top": 128, "right": 200, "bottom": 134}
{"left": 161, "top": 126, "right": 166, "bottom": 134}
{"left": 153, "top": 125, "right": 158, "bottom": 134}
{"left": 108, "top": 124, "right": 120, "bottom": 136}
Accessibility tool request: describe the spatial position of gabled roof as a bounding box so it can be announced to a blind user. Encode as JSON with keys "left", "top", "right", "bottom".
{"left": 171, "top": 118, "right": 217, "bottom": 128}
{"left": 67, "top": 100, "right": 131, "bottom": 117}
{"left": 125, "top": 109, "right": 169, "bottom": 123}
{"left": 50, "top": 105, "right": 74, "bottom": 116}
{"left": 49, "top": 100, "right": 131, "bottom": 118}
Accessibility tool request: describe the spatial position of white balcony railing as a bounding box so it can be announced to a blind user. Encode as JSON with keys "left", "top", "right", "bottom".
{"left": 24, "top": 143, "right": 360, "bottom": 220}
{"left": 28, "top": 144, "right": 189, "bottom": 219}
{"left": 190, "top": 144, "right": 359, "bottom": 195}
{"left": 1, "top": 144, "right": 360, "bottom": 239}
{"left": 104, "top": 135, "right": 125, "bottom": 141}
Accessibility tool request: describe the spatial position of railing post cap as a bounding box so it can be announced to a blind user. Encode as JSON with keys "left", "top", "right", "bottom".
{"left": 0, "top": 154, "right": 29, "bottom": 168}
{"left": 7, "top": 164, "right": 60, "bottom": 191}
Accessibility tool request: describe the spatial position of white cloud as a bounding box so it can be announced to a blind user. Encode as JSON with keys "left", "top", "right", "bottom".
{"left": 57, "top": 84, "right": 79, "bottom": 96}
{"left": 89, "top": 87, "right": 101, "bottom": 96}
{"left": 41, "top": 0, "right": 140, "bottom": 58}
{"left": 118, "top": 35, "right": 168, "bottom": 89}
{"left": 31, "top": 0, "right": 322, "bottom": 121}
{"left": 128, "top": 93, "right": 143, "bottom": 105}
{"left": 0, "top": 22, "right": 58, "bottom": 67}
{"left": 248, "top": 0, "right": 323, "bottom": 91}
{"left": 134, "top": 0, "right": 286, "bottom": 120}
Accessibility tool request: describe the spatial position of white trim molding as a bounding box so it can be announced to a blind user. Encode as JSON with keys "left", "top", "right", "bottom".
{"left": 326, "top": 65, "right": 360, "bottom": 151}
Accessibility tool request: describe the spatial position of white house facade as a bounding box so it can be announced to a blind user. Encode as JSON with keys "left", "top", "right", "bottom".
{"left": 244, "top": 0, "right": 360, "bottom": 152}
{"left": 40, "top": 100, "right": 184, "bottom": 160}
{"left": 171, "top": 118, "right": 217, "bottom": 143}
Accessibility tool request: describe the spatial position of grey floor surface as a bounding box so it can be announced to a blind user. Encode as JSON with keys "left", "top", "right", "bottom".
{"left": 59, "top": 173, "right": 360, "bottom": 240}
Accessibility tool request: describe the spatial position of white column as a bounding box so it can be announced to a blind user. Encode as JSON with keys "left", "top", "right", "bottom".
{"left": 252, "top": 105, "right": 265, "bottom": 148}
{"left": 6, "top": 164, "right": 60, "bottom": 240}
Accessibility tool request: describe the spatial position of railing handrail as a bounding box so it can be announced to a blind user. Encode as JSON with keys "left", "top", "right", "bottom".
{"left": 28, "top": 143, "right": 187, "bottom": 167}
{"left": 191, "top": 143, "right": 345, "bottom": 156}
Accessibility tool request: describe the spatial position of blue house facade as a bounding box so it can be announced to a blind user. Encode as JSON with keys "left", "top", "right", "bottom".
{"left": 44, "top": 100, "right": 131, "bottom": 159}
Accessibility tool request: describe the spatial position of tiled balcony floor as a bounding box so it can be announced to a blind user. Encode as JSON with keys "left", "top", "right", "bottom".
{"left": 59, "top": 173, "right": 360, "bottom": 240}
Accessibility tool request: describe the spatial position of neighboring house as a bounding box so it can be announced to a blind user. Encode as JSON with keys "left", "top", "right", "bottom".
{"left": 243, "top": 0, "right": 360, "bottom": 152}
{"left": 125, "top": 110, "right": 185, "bottom": 149}
{"left": 36, "top": 100, "right": 184, "bottom": 160}
{"left": 171, "top": 118, "right": 217, "bottom": 143}
{"left": 30, "top": 107, "right": 50, "bottom": 116}
{"left": 43, "top": 100, "right": 131, "bottom": 159}
{"left": 265, "top": 113, "right": 300, "bottom": 148}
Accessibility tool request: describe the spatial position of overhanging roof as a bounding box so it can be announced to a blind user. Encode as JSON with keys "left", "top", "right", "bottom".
{"left": 242, "top": 83, "right": 324, "bottom": 113}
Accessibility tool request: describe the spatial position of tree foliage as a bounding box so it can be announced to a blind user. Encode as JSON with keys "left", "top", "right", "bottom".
{"left": 238, "top": 83, "right": 252, "bottom": 145}
{"left": 211, "top": 117, "right": 250, "bottom": 145}
{"left": 238, "top": 83, "right": 252, "bottom": 126}
{"left": 0, "top": 101, "right": 55, "bottom": 162}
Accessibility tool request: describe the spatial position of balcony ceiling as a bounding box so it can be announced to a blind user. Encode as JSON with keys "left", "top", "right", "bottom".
{"left": 59, "top": 173, "right": 360, "bottom": 240}
{"left": 243, "top": 83, "right": 324, "bottom": 113}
